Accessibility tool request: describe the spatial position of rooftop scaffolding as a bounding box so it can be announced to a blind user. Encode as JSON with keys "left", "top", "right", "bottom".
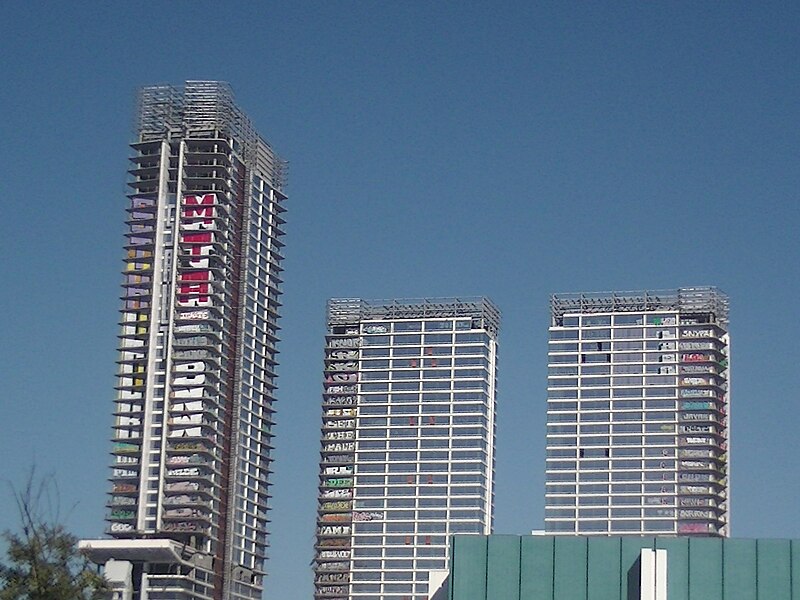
{"left": 328, "top": 297, "right": 501, "bottom": 335}
{"left": 550, "top": 287, "right": 729, "bottom": 326}
{"left": 134, "top": 80, "right": 287, "bottom": 190}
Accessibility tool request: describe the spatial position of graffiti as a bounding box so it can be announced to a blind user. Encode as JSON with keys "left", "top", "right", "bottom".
{"left": 164, "top": 508, "right": 206, "bottom": 518}
{"left": 324, "top": 478, "right": 353, "bottom": 488}
{"left": 324, "top": 466, "right": 353, "bottom": 475}
{"left": 112, "top": 484, "right": 136, "bottom": 493}
{"left": 644, "top": 497, "right": 672, "bottom": 506}
{"left": 170, "top": 414, "right": 203, "bottom": 425}
{"left": 680, "top": 497, "right": 712, "bottom": 507}
{"left": 319, "top": 550, "right": 351, "bottom": 559}
{"left": 173, "top": 335, "right": 209, "bottom": 347}
{"left": 174, "top": 349, "right": 209, "bottom": 359}
{"left": 175, "top": 323, "right": 214, "bottom": 334}
{"left": 321, "top": 501, "right": 352, "bottom": 512}
{"left": 681, "top": 388, "right": 713, "bottom": 398}
{"left": 176, "top": 195, "right": 217, "bottom": 308}
{"left": 168, "top": 426, "right": 204, "bottom": 438}
{"left": 681, "top": 425, "right": 714, "bottom": 433}
{"left": 681, "top": 377, "right": 707, "bottom": 385}
{"left": 165, "top": 481, "right": 200, "bottom": 491}
{"left": 325, "top": 373, "right": 357, "bottom": 383}
{"left": 352, "top": 511, "right": 383, "bottom": 522}
{"left": 112, "top": 468, "right": 137, "bottom": 478}
{"left": 678, "top": 523, "right": 710, "bottom": 533}
{"left": 682, "top": 401, "right": 713, "bottom": 410}
{"left": 679, "top": 342, "right": 714, "bottom": 350}
{"left": 114, "top": 443, "right": 139, "bottom": 453}
{"left": 323, "top": 442, "right": 355, "bottom": 452}
{"left": 363, "top": 325, "right": 388, "bottom": 334}
{"left": 680, "top": 461, "right": 710, "bottom": 469}
{"left": 167, "top": 467, "right": 201, "bottom": 477}
{"left": 679, "top": 509, "right": 714, "bottom": 519}
{"left": 679, "top": 473, "right": 713, "bottom": 482}
{"left": 328, "top": 350, "right": 358, "bottom": 360}
{"left": 325, "top": 408, "right": 356, "bottom": 417}
{"left": 683, "top": 436, "right": 711, "bottom": 444}
{"left": 681, "top": 329, "right": 714, "bottom": 338}
{"left": 109, "top": 523, "right": 133, "bottom": 532}
{"left": 316, "top": 561, "right": 350, "bottom": 571}
{"left": 324, "top": 431, "right": 355, "bottom": 440}
{"left": 109, "top": 496, "right": 136, "bottom": 506}
{"left": 680, "top": 485, "right": 711, "bottom": 494}
{"left": 177, "top": 309, "right": 210, "bottom": 320}
{"left": 162, "top": 521, "right": 199, "bottom": 532}
{"left": 318, "top": 538, "right": 350, "bottom": 548}
{"left": 316, "top": 573, "right": 349, "bottom": 583}
{"left": 316, "top": 586, "right": 348, "bottom": 595}
{"left": 326, "top": 395, "right": 357, "bottom": 406}
{"left": 174, "top": 360, "right": 207, "bottom": 373}
{"left": 326, "top": 362, "right": 358, "bottom": 372}
{"left": 681, "top": 353, "right": 708, "bottom": 362}
{"left": 323, "top": 419, "right": 356, "bottom": 429}
{"left": 320, "top": 514, "right": 351, "bottom": 523}
{"left": 325, "top": 454, "right": 354, "bottom": 464}
{"left": 679, "top": 449, "right": 713, "bottom": 458}
{"left": 681, "top": 413, "right": 712, "bottom": 423}
{"left": 171, "top": 441, "right": 207, "bottom": 451}
{"left": 321, "top": 489, "right": 352, "bottom": 499}
{"left": 325, "top": 385, "right": 357, "bottom": 394}
{"left": 167, "top": 454, "right": 205, "bottom": 465}
{"left": 328, "top": 338, "right": 360, "bottom": 349}
{"left": 171, "top": 400, "right": 204, "bottom": 412}
{"left": 317, "top": 525, "right": 350, "bottom": 536}
{"left": 680, "top": 364, "right": 713, "bottom": 374}
{"left": 110, "top": 510, "right": 135, "bottom": 519}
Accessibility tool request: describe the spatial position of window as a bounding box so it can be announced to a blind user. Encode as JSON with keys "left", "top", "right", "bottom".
{"left": 425, "top": 321, "right": 453, "bottom": 331}
{"left": 394, "top": 321, "right": 422, "bottom": 332}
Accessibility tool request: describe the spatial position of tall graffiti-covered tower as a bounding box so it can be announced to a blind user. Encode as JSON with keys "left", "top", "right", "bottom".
{"left": 80, "top": 81, "right": 287, "bottom": 600}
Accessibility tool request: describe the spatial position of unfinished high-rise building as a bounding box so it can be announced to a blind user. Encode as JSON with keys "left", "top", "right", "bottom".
{"left": 313, "top": 298, "right": 500, "bottom": 600}
{"left": 544, "top": 287, "right": 730, "bottom": 537}
{"left": 80, "top": 81, "right": 287, "bottom": 600}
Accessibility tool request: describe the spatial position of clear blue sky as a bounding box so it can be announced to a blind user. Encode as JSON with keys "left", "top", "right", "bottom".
{"left": 1, "top": 2, "right": 799, "bottom": 598}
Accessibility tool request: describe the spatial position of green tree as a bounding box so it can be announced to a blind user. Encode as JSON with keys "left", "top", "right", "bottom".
{"left": 0, "top": 473, "right": 107, "bottom": 600}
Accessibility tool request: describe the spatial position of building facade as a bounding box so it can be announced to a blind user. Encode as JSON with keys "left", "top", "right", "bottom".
{"left": 313, "top": 298, "right": 500, "bottom": 600}
{"left": 446, "top": 535, "right": 799, "bottom": 600}
{"left": 545, "top": 288, "right": 729, "bottom": 537}
{"left": 80, "top": 81, "right": 287, "bottom": 600}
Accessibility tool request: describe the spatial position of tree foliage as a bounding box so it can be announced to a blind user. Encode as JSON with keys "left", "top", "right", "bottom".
{"left": 0, "top": 472, "right": 107, "bottom": 600}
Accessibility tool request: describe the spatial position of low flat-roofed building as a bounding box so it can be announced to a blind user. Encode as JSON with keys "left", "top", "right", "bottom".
{"left": 443, "top": 534, "right": 799, "bottom": 599}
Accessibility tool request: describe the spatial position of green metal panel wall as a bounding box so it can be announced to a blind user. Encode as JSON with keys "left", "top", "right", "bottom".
{"left": 519, "top": 536, "right": 554, "bottom": 599}
{"left": 757, "top": 539, "right": 792, "bottom": 599}
{"left": 449, "top": 535, "right": 799, "bottom": 600}
{"left": 486, "top": 536, "right": 521, "bottom": 600}
{"left": 450, "top": 536, "right": 487, "bottom": 600}
{"left": 586, "top": 537, "right": 621, "bottom": 600}
{"left": 553, "top": 537, "right": 588, "bottom": 600}
{"left": 688, "top": 538, "right": 723, "bottom": 600}
{"left": 655, "top": 537, "right": 690, "bottom": 600}
{"left": 723, "top": 538, "right": 757, "bottom": 600}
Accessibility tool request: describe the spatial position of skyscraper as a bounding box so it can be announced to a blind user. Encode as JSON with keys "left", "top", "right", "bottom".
{"left": 80, "top": 81, "right": 287, "bottom": 600}
{"left": 544, "top": 287, "right": 729, "bottom": 537}
{"left": 313, "top": 298, "right": 500, "bottom": 600}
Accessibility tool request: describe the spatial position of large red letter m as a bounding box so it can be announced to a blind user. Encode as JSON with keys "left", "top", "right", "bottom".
{"left": 183, "top": 194, "right": 216, "bottom": 221}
